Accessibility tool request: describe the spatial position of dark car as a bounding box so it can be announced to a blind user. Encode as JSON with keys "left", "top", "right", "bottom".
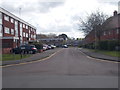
{"left": 11, "top": 45, "right": 37, "bottom": 54}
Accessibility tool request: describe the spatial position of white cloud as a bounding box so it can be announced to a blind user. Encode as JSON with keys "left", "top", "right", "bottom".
{"left": 0, "top": 0, "right": 119, "bottom": 38}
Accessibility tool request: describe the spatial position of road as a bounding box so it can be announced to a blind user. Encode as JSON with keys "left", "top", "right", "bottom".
{"left": 2, "top": 48, "right": 118, "bottom": 88}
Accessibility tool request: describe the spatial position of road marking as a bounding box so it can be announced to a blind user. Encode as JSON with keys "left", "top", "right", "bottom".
{"left": 1, "top": 49, "right": 63, "bottom": 68}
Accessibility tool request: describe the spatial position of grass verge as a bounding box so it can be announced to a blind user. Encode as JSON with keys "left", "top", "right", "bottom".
{"left": 1, "top": 54, "right": 32, "bottom": 61}
{"left": 89, "top": 49, "right": 120, "bottom": 57}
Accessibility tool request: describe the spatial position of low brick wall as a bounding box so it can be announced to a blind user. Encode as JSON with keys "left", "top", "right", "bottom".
{"left": 2, "top": 48, "right": 11, "bottom": 54}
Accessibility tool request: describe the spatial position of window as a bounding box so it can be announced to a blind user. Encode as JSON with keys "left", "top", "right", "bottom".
{"left": 31, "top": 28, "right": 32, "bottom": 32}
{"left": 4, "top": 15, "right": 9, "bottom": 21}
{"left": 116, "top": 29, "right": 119, "bottom": 34}
{"left": 20, "top": 23, "right": 22, "bottom": 28}
{"left": 11, "top": 29, "right": 14, "bottom": 35}
{"left": 15, "top": 20, "right": 18, "bottom": 25}
{"left": 0, "top": 25, "right": 2, "bottom": 37}
{"left": 0, "top": 12, "right": 2, "bottom": 24}
{"left": 26, "top": 25, "right": 28, "bottom": 29}
{"left": 5, "top": 27, "right": 10, "bottom": 34}
{"left": 103, "top": 31, "right": 106, "bottom": 36}
{"left": 20, "top": 23, "right": 23, "bottom": 36}
{"left": 26, "top": 33, "right": 28, "bottom": 37}
{"left": 10, "top": 18, "right": 14, "bottom": 23}
{"left": 34, "top": 35, "right": 36, "bottom": 39}
{"left": 15, "top": 20, "right": 18, "bottom": 36}
{"left": 23, "top": 24, "right": 25, "bottom": 28}
{"left": 23, "top": 32, "right": 26, "bottom": 37}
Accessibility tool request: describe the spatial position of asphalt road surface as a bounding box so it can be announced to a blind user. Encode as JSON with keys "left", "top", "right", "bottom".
{"left": 2, "top": 48, "right": 118, "bottom": 88}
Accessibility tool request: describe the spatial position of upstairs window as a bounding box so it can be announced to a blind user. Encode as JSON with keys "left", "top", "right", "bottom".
{"left": 4, "top": 15, "right": 9, "bottom": 21}
{"left": 26, "top": 25, "right": 28, "bottom": 29}
{"left": 10, "top": 18, "right": 14, "bottom": 23}
{"left": 20, "top": 23, "right": 22, "bottom": 28}
{"left": 23, "top": 24, "right": 25, "bottom": 28}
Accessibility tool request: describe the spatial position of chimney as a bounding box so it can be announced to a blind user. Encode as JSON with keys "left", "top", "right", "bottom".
{"left": 113, "top": 10, "right": 117, "bottom": 16}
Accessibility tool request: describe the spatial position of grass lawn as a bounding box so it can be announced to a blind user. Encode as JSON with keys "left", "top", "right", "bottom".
{"left": 0, "top": 54, "right": 32, "bottom": 61}
{"left": 89, "top": 49, "right": 120, "bottom": 57}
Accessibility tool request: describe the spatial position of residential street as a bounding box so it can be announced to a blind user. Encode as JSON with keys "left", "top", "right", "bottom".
{"left": 2, "top": 48, "right": 118, "bottom": 88}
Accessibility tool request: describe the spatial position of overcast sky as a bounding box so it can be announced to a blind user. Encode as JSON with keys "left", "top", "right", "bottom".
{"left": 0, "top": 0, "right": 119, "bottom": 38}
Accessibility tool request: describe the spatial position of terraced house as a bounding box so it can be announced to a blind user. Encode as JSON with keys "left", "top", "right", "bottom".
{"left": 0, "top": 7, "right": 36, "bottom": 54}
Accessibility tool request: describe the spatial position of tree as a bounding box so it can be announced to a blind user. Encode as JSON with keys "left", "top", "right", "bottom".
{"left": 58, "top": 34, "right": 68, "bottom": 40}
{"left": 78, "top": 11, "right": 108, "bottom": 49}
{"left": 79, "top": 11, "right": 108, "bottom": 36}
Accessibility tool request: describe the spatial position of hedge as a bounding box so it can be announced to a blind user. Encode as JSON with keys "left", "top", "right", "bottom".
{"left": 82, "top": 40, "right": 120, "bottom": 51}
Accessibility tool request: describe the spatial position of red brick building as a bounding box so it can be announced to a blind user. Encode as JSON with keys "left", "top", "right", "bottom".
{"left": 83, "top": 11, "right": 120, "bottom": 45}
{"left": 0, "top": 7, "right": 36, "bottom": 54}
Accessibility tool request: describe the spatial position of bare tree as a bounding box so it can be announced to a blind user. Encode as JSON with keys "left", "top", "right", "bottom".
{"left": 78, "top": 11, "right": 109, "bottom": 49}
{"left": 79, "top": 11, "right": 108, "bottom": 36}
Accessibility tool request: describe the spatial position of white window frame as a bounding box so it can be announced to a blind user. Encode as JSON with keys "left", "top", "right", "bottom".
{"left": 15, "top": 20, "right": 18, "bottom": 25}
{"left": 26, "top": 33, "right": 28, "bottom": 37}
{"left": 5, "top": 27, "right": 10, "bottom": 34}
{"left": 23, "top": 24, "right": 25, "bottom": 28}
{"left": 10, "top": 18, "right": 14, "bottom": 23}
{"left": 23, "top": 32, "right": 26, "bottom": 37}
{"left": 20, "top": 23, "right": 22, "bottom": 28}
{"left": 4, "top": 15, "right": 9, "bottom": 21}
{"left": 11, "top": 29, "right": 14, "bottom": 35}
{"left": 26, "top": 25, "right": 28, "bottom": 29}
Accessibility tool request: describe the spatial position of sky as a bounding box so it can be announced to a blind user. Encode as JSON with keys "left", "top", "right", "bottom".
{"left": 0, "top": 0, "right": 119, "bottom": 38}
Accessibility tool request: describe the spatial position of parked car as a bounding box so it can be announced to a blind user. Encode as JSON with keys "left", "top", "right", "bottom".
{"left": 47, "top": 45, "right": 52, "bottom": 50}
{"left": 62, "top": 45, "right": 68, "bottom": 48}
{"left": 50, "top": 45, "right": 56, "bottom": 49}
{"left": 43, "top": 45, "right": 48, "bottom": 51}
{"left": 11, "top": 44, "right": 37, "bottom": 54}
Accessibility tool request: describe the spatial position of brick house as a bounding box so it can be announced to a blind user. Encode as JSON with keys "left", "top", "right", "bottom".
{"left": 0, "top": 7, "right": 36, "bottom": 54}
{"left": 83, "top": 11, "right": 120, "bottom": 46}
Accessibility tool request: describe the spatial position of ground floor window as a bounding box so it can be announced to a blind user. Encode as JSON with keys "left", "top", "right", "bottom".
{"left": 11, "top": 29, "right": 14, "bottom": 35}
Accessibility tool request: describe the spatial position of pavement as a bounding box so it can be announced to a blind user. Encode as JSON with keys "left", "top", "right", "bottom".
{"left": 2, "top": 48, "right": 61, "bottom": 66}
{"left": 2, "top": 48, "right": 118, "bottom": 88}
{"left": 79, "top": 48, "right": 120, "bottom": 62}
